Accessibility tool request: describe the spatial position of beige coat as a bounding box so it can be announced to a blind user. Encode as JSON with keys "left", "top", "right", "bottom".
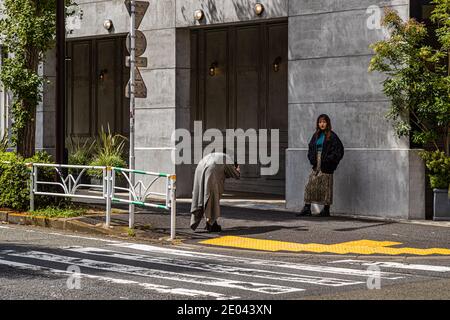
{"left": 190, "top": 153, "right": 240, "bottom": 230}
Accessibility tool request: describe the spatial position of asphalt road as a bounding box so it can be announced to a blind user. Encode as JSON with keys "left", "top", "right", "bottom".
{"left": 1, "top": 224, "right": 450, "bottom": 301}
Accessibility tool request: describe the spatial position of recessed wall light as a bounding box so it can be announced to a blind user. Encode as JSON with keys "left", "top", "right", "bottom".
{"left": 103, "top": 19, "right": 113, "bottom": 31}
{"left": 273, "top": 56, "right": 282, "bottom": 72}
{"left": 255, "top": 3, "right": 265, "bottom": 16}
{"left": 194, "top": 9, "right": 204, "bottom": 21}
{"left": 209, "top": 61, "right": 218, "bottom": 76}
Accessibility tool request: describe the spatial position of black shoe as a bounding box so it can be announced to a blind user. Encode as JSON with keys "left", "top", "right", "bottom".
{"left": 296, "top": 206, "right": 312, "bottom": 217}
{"left": 319, "top": 207, "right": 331, "bottom": 217}
{"left": 206, "top": 222, "right": 222, "bottom": 233}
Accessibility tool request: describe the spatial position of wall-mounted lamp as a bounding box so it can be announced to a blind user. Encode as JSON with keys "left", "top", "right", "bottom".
{"left": 99, "top": 69, "right": 108, "bottom": 81}
{"left": 209, "top": 61, "right": 218, "bottom": 76}
{"left": 194, "top": 9, "right": 204, "bottom": 21}
{"left": 254, "top": 3, "right": 265, "bottom": 16}
{"left": 273, "top": 56, "right": 282, "bottom": 72}
{"left": 103, "top": 19, "right": 113, "bottom": 31}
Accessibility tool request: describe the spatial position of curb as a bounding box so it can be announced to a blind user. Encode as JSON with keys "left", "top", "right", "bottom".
{"left": 0, "top": 209, "right": 182, "bottom": 244}
{"left": 0, "top": 210, "right": 119, "bottom": 236}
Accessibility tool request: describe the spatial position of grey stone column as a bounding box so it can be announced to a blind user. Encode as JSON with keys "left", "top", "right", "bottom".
{"left": 133, "top": 0, "right": 179, "bottom": 194}
{"left": 175, "top": 28, "right": 193, "bottom": 197}
{"left": 36, "top": 48, "right": 57, "bottom": 159}
{"left": 286, "top": 0, "right": 425, "bottom": 219}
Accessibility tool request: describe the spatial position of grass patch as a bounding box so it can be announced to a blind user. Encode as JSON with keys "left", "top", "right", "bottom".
{"left": 127, "top": 228, "right": 136, "bottom": 237}
{"left": 30, "top": 206, "right": 88, "bottom": 219}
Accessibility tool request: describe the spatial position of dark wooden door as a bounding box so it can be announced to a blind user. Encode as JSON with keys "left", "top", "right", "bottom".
{"left": 66, "top": 36, "right": 130, "bottom": 142}
{"left": 190, "top": 21, "right": 288, "bottom": 195}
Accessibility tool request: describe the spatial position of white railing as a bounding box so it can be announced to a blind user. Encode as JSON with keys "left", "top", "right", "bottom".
{"left": 109, "top": 167, "right": 177, "bottom": 240}
{"left": 25, "top": 163, "right": 176, "bottom": 240}
{"left": 29, "top": 164, "right": 108, "bottom": 207}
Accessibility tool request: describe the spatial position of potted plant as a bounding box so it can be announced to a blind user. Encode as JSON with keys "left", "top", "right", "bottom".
{"left": 66, "top": 136, "right": 97, "bottom": 185}
{"left": 88, "top": 125, "right": 128, "bottom": 187}
{"left": 420, "top": 151, "right": 450, "bottom": 220}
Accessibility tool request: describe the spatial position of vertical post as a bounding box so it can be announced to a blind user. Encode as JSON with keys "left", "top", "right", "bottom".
{"left": 56, "top": 0, "right": 66, "bottom": 164}
{"left": 165, "top": 177, "right": 170, "bottom": 208}
{"left": 170, "top": 175, "right": 176, "bottom": 241}
{"left": 106, "top": 167, "right": 112, "bottom": 228}
{"left": 102, "top": 167, "right": 106, "bottom": 197}
{"left": 29, "top": 165, "right": 34, "bottom": 212}
{"left": 129, "top": 0, "right": 136, "bottom": 229}
{"left": 68, "top": 168, "right": 72, "bottom": 194}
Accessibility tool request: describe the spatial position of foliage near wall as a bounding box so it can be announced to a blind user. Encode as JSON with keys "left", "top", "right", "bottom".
{"left": 0, "top": 1, "right": 79, "bottom": 158}
{"left": 0, "top": 0, "right": 58, "bottom": 158}
{"left": 369, "top": 3, "right": 450, "bottom": 190}
{"left": 0, "top": 151, "right": 62, "bottom": 210}
{"left": 369, "top": 7, "right": 450, "bottom": 154}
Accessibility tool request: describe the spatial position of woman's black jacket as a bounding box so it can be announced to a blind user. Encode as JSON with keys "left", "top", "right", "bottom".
{"left": 307, "top": 131, "right": 344, "bottom": 174}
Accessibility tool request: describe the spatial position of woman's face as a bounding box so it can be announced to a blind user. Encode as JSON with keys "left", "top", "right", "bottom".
{"left": 318, "top": 118, "right": 328, "bottom": 131}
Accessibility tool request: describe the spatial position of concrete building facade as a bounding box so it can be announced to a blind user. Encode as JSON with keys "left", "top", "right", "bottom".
{"left": 1, "top": 0, "right": 428, "bottom": 219}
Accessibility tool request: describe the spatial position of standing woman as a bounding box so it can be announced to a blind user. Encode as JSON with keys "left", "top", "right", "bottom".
{"left": 297, "top": 114, "right": 344, "bottom": 217}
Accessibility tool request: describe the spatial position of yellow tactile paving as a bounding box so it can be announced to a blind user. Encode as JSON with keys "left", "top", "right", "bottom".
{"left": 199, "top": 236, "right": 450, "bottom": 256}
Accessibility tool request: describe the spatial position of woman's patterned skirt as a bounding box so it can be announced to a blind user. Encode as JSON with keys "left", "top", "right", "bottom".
{"left": 304, "top": 152, "right": 334, "bottom": 205}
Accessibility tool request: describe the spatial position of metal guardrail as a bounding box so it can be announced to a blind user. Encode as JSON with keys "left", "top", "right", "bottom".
{"left": 29, "top": 164, "right": 108, "bottom": 209}
{"left": 23, "top": 162, "right": 176, "bottom": 240}
{"left": 109, "top": 167, "right": 177, "bottom": 240}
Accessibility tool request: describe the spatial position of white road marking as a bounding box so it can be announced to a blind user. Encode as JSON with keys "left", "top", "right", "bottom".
{"left": 0, "top": 258, "right": 239, "bottom": 300}
{"left": 109, "top": 243, "right": 405, "bottom": 280}
{"left": 0, "top": 224, "right": 119, "bottom": 243}
{"left": 68, "top": 247, "right": 364, "bottom": 287}
{"left": 46, "top": 232, "right": 120, "bottom": 243}
{"left": 331, "top": 260, "right": 450, "bottom": 273}
{"left": 6, "top": 251, "right": 303, "bottom": 295}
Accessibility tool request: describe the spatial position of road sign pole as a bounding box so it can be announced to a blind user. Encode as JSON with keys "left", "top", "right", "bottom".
{"left": 129, "top": 0, "right": 136, "bottom": 229}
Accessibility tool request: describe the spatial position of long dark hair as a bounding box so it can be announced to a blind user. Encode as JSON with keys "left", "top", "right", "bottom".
{"left": 315, "top": 114, "right": 332, "bottom": 141}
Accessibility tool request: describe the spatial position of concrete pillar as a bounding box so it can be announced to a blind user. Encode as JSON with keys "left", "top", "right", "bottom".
{"left": 37, "top": 48, "right": 57, "bottom": 159}
{"left": 133, "top": 0, "right": 178, "bottom": 194}
{"left": 286, "top": 0, "right": 426, "bottom": 219}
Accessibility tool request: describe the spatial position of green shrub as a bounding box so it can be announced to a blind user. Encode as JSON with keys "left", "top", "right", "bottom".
{"left": 88, "top": 125, "right": 128, "bottom": 179}
{"left": 96, "top": 124, "right": 127, "bottom": 158}
{"left": 0, "top": 132, "right": 9, "bottom": 153}
{"left": 420, "top": 150, "right": 450, "bottom": 190}
{"left": 0, "top": 152, "right": 30, "bottom": 210}
{"left": 67, "top": 136, "right": 97, "bottom": 167}
{"left": 0, "top": 151, "right": 66, "bottom": 211}
{"left": 88, "top": 154, "right": 127, "bottom": 179}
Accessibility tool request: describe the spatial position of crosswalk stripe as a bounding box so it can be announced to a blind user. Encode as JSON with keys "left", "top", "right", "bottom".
{"left": 6, "top": 251, "right": 304, "bottom": 295}
{"left": 68, "top": 247, "right": 364, "bottom": 287}
{"left": 0, "top": 258, "right": 240, "bottom": 300}
{"left": 330, "top": 260, "right": 450, "bottom": 272}
{"left": 108, "top": 243, "right": 405, "bottom": 280}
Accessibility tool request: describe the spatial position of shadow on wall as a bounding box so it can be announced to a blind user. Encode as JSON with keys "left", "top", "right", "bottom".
{"left": 232, "top": 0, "right": 287, "bottom": 20}
{"left": 180, "top": 0, "right": 287, "bottom": 25}
{"left": 180, "top": 0, "right": 224, "bottom": 25}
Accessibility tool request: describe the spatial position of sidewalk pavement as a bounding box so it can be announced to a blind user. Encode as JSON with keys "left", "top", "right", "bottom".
{"left": 2, "top": 194, "right": 450, "bottom": 256}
